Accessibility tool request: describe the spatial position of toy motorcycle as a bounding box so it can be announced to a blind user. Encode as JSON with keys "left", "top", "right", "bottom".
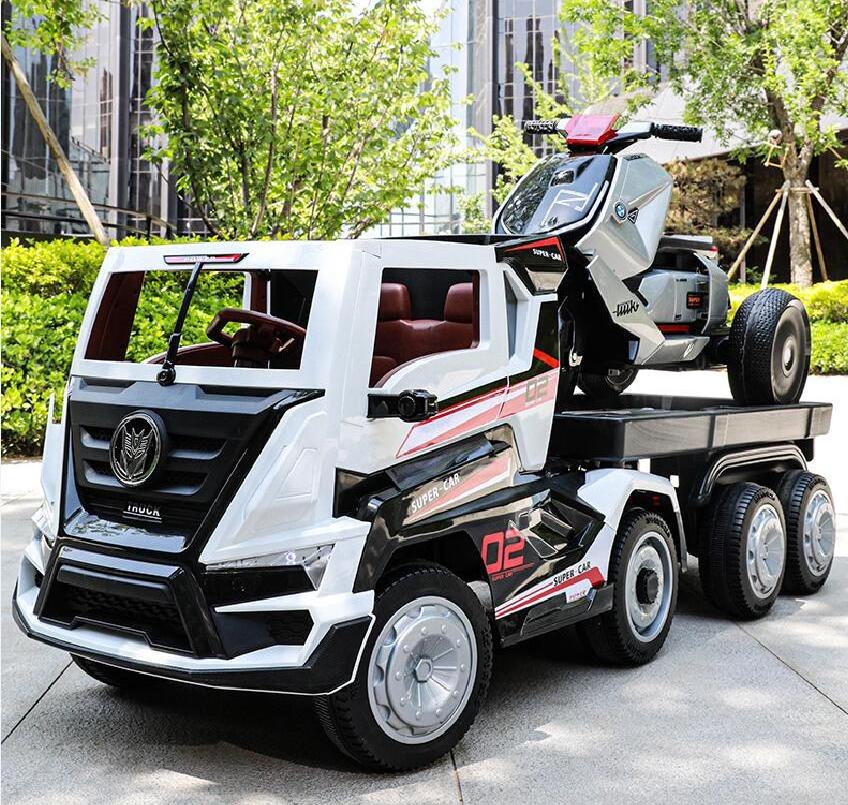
{"left": 493, "top": 114, "right": 810, "bottom": 406}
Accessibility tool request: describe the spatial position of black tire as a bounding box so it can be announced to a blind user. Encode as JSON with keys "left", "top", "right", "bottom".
{"left": 315, "top": 563, "right": 492, "bottom": 771}
{"left": 698, "top": 483, "right": 786, "bottom": 619}
{"left": 775, "top": 471, "right": 836, "bottom": 595}
{"left": 578, "top": 367, "right": 638, "bottom": 403}
{"left": 727, "top": 288, "right": 810, "bottom": 405}
{"left": 578, "top": 508, "right": 678, "bottom": 666}
{"left": 72, "top": 654, "right": 152, "bottom": 688}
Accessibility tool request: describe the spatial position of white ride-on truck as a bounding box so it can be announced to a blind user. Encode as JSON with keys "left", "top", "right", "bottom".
{"left": 13, "top": 123, "right": 836, "bottom": 770}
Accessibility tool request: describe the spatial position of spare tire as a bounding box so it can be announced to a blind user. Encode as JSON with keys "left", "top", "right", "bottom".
{"left": 727, "top": 288, "right": 810, "bottom": 405}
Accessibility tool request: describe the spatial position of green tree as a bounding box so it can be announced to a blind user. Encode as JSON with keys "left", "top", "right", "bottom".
{"left": 2, "top": 1, "right": 108, "bottom": 243}
{"left": 145, "top": 0, "right": 458, "bottom": 238}
{"left": 560, "top": 0, "right": 848, "bottom": 286}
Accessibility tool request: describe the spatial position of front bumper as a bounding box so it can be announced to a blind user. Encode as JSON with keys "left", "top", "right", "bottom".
{"left": 14, "top": 536, "right": 374, "bottom": 695}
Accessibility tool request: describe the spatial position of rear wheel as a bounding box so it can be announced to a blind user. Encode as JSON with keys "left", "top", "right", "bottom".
{"left": 315, "top": 563, "right": 492, "bottom": 771}
{"left": 579, "top": 508, "right": 678, "bottom": 666}
{"left": 727, "top": 288, "right": 810, "bottom": 405}
{"left": 699, "top": 483, "right": 786, "bottom": 619}
{"left": 578, "top": 367, "right": 638, "bottom": 402}
{"left": 775, "top": 471, "right": 836, "bottom": 595}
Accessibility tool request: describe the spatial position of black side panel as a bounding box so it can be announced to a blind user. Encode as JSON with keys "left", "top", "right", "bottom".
{"left": 347, "top": 425, "right": 606, "bottom": 645}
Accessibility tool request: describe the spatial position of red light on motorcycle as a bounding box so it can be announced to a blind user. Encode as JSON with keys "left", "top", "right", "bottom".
{"left": 164, "top": 253, "right": 247, "bottom": 265}
{"left": 564, "top": 114, "right": 620, "bottom": 147}
{"left": 686, "top": 293, "right": 704, "bottom": 309}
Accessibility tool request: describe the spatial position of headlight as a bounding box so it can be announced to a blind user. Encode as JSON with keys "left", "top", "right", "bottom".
{"left": 207, "top": 545, "right": 333, "bottom": 589}
{"left": 32, "top": 504, "right": 54, "bottom": 547}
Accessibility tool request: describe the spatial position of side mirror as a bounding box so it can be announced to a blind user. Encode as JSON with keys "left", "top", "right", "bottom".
{"left": 368, "top": 389, "right": 438, "bottom": 422}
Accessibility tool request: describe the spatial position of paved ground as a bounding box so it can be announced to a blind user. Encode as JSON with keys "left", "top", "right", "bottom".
{"left": 2, "top": 371, "right": 847, "bottom": 804}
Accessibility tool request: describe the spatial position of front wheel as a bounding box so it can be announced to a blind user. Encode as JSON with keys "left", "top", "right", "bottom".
{"left": 579, "top": 508, "right": 678, "bottom": 666}
{"left": 315, "top": 563, "right": 492, "bottom": 771}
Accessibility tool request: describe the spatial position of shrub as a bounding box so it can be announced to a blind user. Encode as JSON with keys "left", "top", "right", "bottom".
{"left": 2, "top": 291, "right": 90, "bottom": 455}
{"left": 2, "top": 238, "right": 106, "bottom": 295}
{"left": 729, "top": 281, "right": 848, "bottom": 324}
{"left": 810, "top": 322, "right": 848, "bottom": 375}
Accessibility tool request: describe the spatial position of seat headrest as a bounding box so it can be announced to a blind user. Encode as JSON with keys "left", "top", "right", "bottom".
{"left": 444, "top": 283, "right": 474, "bottom": 324}
{"left": 378, "top": 283, "right": 412, "bottom": 321}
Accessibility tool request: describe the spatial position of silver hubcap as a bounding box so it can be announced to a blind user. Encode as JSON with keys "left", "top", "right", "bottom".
{"left": 625, "top": 532, "right": 673, "bottom": 642}
{"left": 746, "top": 504, "right": 785, "bottom": 597}
{"left": 803, "top": 490, "right": 835, "bottom": 576}
{"left": 368, "top": 596, "right": 476, "bottom": 744}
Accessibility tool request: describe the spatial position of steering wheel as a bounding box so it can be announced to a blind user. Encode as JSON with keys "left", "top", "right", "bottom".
{"left": 206, "top": 308, "right": 306, "bottom": 367}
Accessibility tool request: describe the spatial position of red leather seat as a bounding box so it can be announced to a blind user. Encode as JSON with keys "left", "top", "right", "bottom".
{"left": 370, "top": 281, "right": 476, "bottom": 386}
{"left": 431, "top": 283, "right": 475, "bottom": 352}
{"left": 371, "top": 283, "right": 413, "bottom": 385}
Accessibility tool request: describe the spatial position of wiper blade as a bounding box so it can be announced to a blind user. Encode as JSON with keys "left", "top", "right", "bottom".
{"left": 156, "top": 261, "right": 203, "bottom": 386}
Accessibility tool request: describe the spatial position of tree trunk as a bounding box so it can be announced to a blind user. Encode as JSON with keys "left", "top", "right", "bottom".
{"left": 786, "top": 180, "right": 813, "bottom": 287}
{"left": 781, "top": 143, "right": 814, "bottom": 287}
{"left": 2, "top": 34, "right": 109, "bottom": 245}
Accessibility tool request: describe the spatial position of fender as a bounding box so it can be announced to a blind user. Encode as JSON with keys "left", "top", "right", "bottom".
{"left": 577, "top": 468, "right": 687, "bottom": 566}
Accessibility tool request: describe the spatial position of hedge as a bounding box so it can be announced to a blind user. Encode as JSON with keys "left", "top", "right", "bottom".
{"left": 2, "top": 240, "right": 847, "bottom": 456}
{"left": 729, "top": 281, "right": 848, "bottom": 323}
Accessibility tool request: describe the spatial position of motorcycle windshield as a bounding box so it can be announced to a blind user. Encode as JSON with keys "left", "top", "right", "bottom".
{"left": 494, "top": 153, "right": 613, "bottom": 236}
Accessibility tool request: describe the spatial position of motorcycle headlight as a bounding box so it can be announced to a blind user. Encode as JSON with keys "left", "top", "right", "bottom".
{"left": 207, "top": 545, "right": 333, "bottom": 589}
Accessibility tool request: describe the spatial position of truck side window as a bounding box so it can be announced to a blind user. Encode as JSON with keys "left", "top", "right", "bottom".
{"left": 370, "top": 268, "right": 479, "bottom": 387}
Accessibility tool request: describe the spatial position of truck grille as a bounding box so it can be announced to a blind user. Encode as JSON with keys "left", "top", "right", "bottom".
{"left": 68, "top": 379, "right": 313, "bottom": 540}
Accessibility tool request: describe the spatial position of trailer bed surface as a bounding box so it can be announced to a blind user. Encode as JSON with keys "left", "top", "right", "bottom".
{"left": 550, "top": 395, "right": 832, "bottom": 462}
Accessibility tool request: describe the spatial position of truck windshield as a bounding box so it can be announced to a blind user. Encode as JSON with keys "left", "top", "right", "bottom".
{"left": 494, "top": 153, "right": 612, "bottom": 236}
{"left": 84, "top": 267, "right": 317, "bottom": 370}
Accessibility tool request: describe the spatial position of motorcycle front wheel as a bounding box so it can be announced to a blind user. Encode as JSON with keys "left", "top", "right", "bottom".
{"left": 578, "top": 367, "right": 638, "bottom": 403}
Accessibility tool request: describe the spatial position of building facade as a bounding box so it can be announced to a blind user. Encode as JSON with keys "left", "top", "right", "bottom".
{"left": 377, "top": 0, "right": 657, "bottom": 236}
{"left": 1, "top": 0, "right": 194, "bottom": 240}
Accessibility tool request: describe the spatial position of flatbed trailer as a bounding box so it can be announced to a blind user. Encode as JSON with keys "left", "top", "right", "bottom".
{"left": 550, "top": 395, "right": 833, "bottom": 579}
{"left": 551, "top": 395, "right": 832, "bottom": 463}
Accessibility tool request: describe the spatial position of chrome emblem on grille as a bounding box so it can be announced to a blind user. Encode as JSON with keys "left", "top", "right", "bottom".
{"left": 109, "top": 411, "right": 163, "bottom": 487}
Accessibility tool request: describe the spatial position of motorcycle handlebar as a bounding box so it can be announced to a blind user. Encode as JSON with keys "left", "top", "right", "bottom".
{"left": 522, "top": 120, "right": 561, "bottom": 134}
{"left": 650, "top": 123, "right": 703, "bottom": 143}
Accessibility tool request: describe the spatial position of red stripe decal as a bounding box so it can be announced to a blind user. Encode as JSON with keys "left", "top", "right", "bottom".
{"left": 421, "top": 385, "right": 507, "bottom": 424}
{"left": 532, "top": 348, "right": 559, "bottom": 368}
{"left": 504, "top": 236, "right": 563, "bottom": 257}
{"left": 496, "top": 566, "right": 605, "bottom": 618}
